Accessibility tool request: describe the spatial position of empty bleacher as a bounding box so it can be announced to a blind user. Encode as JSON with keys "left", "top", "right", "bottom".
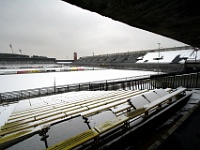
{"left": 0, "top": 87, "right": 188, "bottom": 149}
{"left": 0, "top": 53, "right": 59, "bottom": 69}
{"left": 76, "top": 51, "right": 146, "bottom": 65}
{"left": 74, "top": 46, "right": 195, "bottom": 72}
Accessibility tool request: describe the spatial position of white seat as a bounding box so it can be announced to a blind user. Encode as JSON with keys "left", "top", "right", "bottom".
{"left": 142, "top": 91, "right": 160, "bottom": 102}
{"left": 153, "top": 89, "right": 169, "bottom": 97}
{"left": 129, "top": 95, "right": 150, "bottom": 109}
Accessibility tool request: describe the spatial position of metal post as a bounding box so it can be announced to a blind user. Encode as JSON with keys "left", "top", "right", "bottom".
{"left": 157, "top": 43, "right": 161, "bottom": 74}
{"left": 183, "top": 75, "right": 186, "bottom": 87}
{"left": 196, "top": 72, "right": 199, "bottom": 88}
{"left": 134, "top": 81, "right": 137, "bottom": 90}
{"left": 0, "top": 94, "right": 2, "bottom": 103}
{"left": 173, "top": 75, "right": 176, "bottom": 88}
{"left": 122, "top": 82, "right": 125, "bottom": 90}
{"left": 20, "top": 91, "right": 23, "bottom": 99}
{"left": 181, "top": 75, "right": 184, "bottom": 87}
{"left": 188, "top": 74, "right": 191, "bottom": 88}
{"left": 131, "top": 81, "right": 134, "bottom": 90}
{"left": 155, "top": 78, "right": 158, "bottom": 89}
{"left": 141, "top": 80, "right": 144, "bottom": 90}
{"left": 54, "top": 77, "right": 56, "bottom": 93}
{"left": 191, "top": 74, "right": 194, "bottom": 88}
{"left": 67, "top": 85, "right": 69, "bottom": 92}
{"left": 149, "top": 80, "right": 152, "bottom": 89}
{"left": 165, "top": 77, "right": 168, "bottom": 87}
{"left": 89, "top": 83, "right": 91, "bottom": 91}
{"left": 79, "top": 84, "right": 81, "bottom": 91}
{"left": 148, "top": 79, "right": 150, "bottom": 89}
{"left": 106, "top": 80, "right": 108, "bottom": 91}
{"left": 184, "top": 75, "right": 187, "bottom": 87}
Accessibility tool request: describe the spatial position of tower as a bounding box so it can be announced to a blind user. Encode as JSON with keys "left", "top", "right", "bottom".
{"left": 74, "top": 52, "right": 77, "bottom": 61}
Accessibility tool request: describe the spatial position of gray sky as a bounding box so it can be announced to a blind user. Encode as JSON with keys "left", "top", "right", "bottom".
{"left": 0, "top": 0, "right": 187, "bottom": 59}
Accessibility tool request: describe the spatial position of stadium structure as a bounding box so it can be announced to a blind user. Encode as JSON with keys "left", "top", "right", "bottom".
{"left": 1, "top": 0, "right": 200, "bottom": 149}
{"left": 0, "top": 45, "right": 200, "bottom": 150}
{"left": 73, "top": 46, "right": 200, "bottom": 72}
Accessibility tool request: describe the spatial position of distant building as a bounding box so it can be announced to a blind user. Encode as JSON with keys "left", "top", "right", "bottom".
{"left": 0, "top": 53, "right": 56, "bottom": 63}
{"left": 0, "top": 53, "right": 57, "bottom": 69}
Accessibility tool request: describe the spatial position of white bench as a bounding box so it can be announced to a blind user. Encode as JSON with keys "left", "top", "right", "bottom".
{"left": 143, "top": 87, "right": 187, "bottom": 111}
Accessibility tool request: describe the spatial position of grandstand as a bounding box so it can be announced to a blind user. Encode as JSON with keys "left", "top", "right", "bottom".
{"left": 1, "top": 46, "right": 200, "bottom": 149}
{"left": 74, "top": 46, "right": 199, "bottom": 72}
{"left": 0, "top": 53, "right": 59, "bottom": 69}
{"left": 1, "top": 87, "right": 199, "bottom": 149}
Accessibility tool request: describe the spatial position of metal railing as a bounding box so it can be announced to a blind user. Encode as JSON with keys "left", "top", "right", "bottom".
{"left": 0, "top": 72, "right": 199, "bottom": 103}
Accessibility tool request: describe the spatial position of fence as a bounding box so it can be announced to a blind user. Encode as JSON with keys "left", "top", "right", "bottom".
{"left": 0, "top": 72, "right": 199, "bottom": 103}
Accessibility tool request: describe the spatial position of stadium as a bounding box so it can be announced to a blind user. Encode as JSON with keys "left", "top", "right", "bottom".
{"left": 0, "top": 0, "right": 200, "bottom": 150}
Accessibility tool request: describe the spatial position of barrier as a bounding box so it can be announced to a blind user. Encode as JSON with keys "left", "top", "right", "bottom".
{"left": 1, "top": 72, "right": 199, "bottom": 104}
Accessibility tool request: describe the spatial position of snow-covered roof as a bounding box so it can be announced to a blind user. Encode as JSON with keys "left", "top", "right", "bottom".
{"left": 136, "top": 49, "right": 195, "bottom": 63}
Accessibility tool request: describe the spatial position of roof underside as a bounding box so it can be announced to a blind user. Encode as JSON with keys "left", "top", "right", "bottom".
{"left": 63, "top": 0, "right": 200, "bottom": 48}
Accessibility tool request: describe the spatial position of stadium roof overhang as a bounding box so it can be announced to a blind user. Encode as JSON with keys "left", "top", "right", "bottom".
{"left": 63, "top": 0, "right": 200, "bottom": 48}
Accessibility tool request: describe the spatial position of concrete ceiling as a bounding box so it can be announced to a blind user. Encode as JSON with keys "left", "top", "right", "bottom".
{"left": 63, "top": 0, "right": 200, "bottom": 48}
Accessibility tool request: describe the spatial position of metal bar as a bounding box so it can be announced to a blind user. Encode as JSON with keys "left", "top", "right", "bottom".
{"left": 131, "top": 81, "right": 134, "bottom": 90}
{"left": 134, "top": 81, "right": 137, "bottom": 90}
{"left": 106, "top": 80, "right": 108, "bottom": 91}
{"left": 196, "top": 73, "right": 199, "bottom": 88}
{"left": 184, "top": 75, "right": 187, "bottom": 88}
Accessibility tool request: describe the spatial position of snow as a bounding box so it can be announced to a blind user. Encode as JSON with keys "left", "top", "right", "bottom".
{"left": 110, "top": 103, "right": 132, "bottom": 114}
{"left": 0, "top": 69, "right": 156, "bottom": 139}
{"left": 1, "top": 85, "right": 188, "bottom": 150}
{"left": 143, "top": 91, "right": 160, "bottom": 102}
{"left": 0, "top": 90, "right": 135, "bottom": 129}
{"left": 0, "top": 91, "right": 115, "bottom": 129}
{"left": 136, "top": 49, "right": 195, "bottom": 63}
{"left": 130, "top": 95, "right": 150, "bottom": 109}
{"left": 0, "top": 69, "right": 156, "bottom": 93}
{"left": 0, "top": 103, "right": 17, "bottom": 127}
{"left": 47, "top": 116, "right": 89, "bottom": 147}
{"left": 88, "top": 111, "right": 116, "bottom": 128}
{"left": 153, "top": 89, "right": 169, "bottom": 97}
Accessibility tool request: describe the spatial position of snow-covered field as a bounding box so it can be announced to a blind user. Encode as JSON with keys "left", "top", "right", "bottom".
{"left": 0, "top": 69, "right": 156, "bottom": 93}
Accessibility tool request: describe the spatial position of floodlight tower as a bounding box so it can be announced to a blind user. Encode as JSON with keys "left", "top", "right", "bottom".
{"left": 158, "top": 43, "right": 161, "bottom": 57}
{"left": 157, "top": 43, "right": 161, "bottom": 74}
{"left": 194, "top": 47, "right": 199, "bottom": 71}
{"left": 9, "top": 43, "right": 14, "bottom": 54}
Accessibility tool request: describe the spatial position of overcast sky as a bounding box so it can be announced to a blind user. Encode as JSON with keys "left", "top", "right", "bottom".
{"left": 0, "top": 0, "right": 187, "bottom": 59}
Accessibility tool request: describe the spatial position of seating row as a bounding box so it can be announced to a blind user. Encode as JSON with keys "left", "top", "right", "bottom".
{"left": 0, "top": 87, "right": 186, "bottom": 150}
{"left": 47, "top": 87, "right": 186, "bottom": 150}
